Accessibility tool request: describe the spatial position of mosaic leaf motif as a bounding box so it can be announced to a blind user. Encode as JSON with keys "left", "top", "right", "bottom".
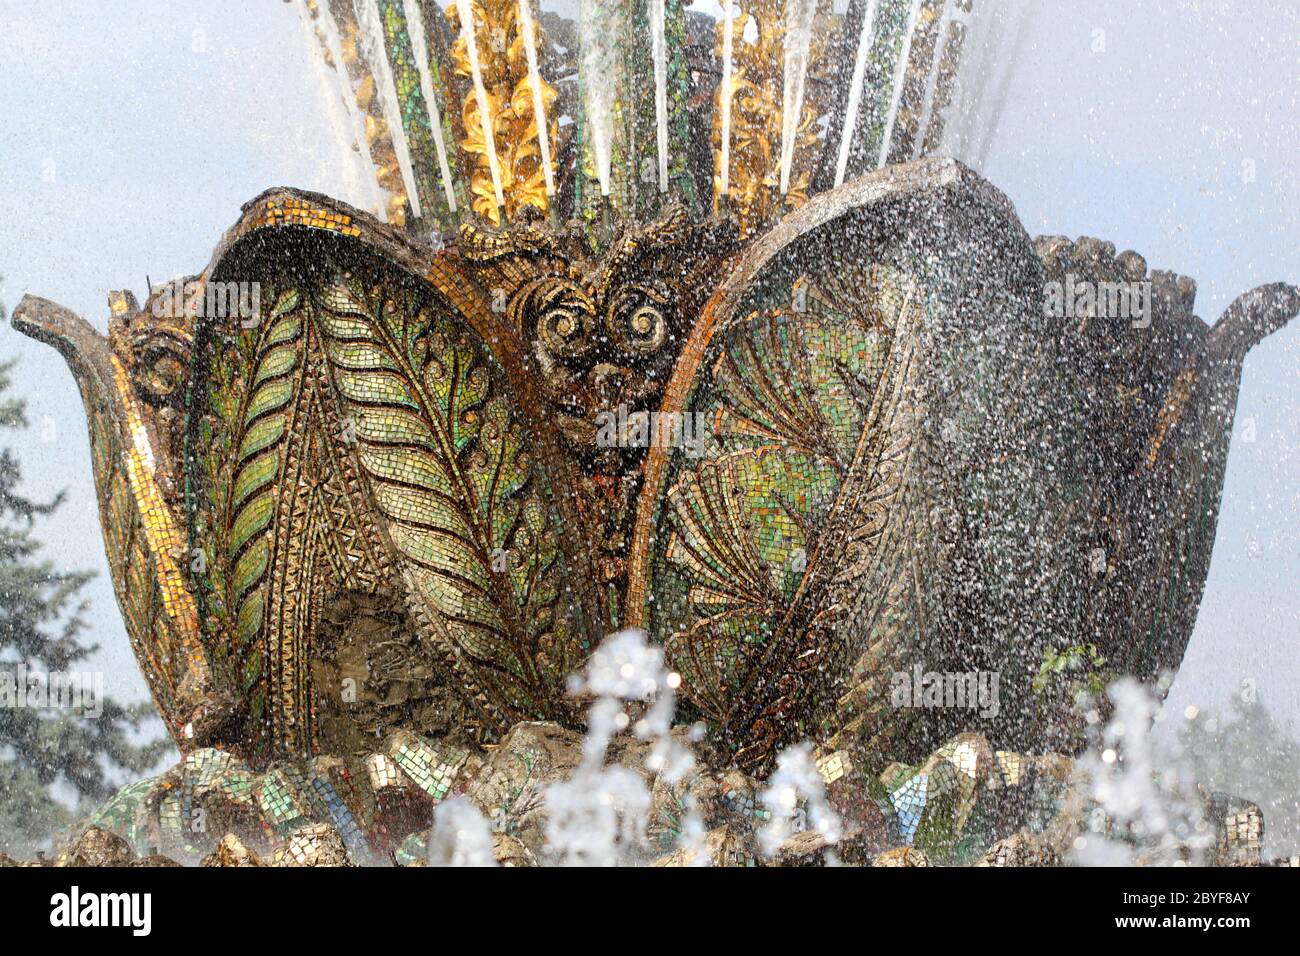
{"left": 313, "top": 271, "right": 581, "bottom": 725}
{"left": 9, "top": 295, "right": 216, "bottom": 740}
{"left": 648, "top": 260, "right": 930, "bottom": 767}
{"left": 192, "top": 286, "right": 304, "bottom": 733}
{"left": 87, "top": 392, "right": 196, "bottom": 734}
{"left": 659, "top": 451, "right": 806, "bottom": 719}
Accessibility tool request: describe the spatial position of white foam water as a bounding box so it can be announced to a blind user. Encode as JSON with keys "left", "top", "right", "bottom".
{"left": 719, "top": 0, "right": 736, "bottom": 198}
{"left": 303, "top": 0, "right": 388, "bottom": 220}
{"left": 401, "top": 0, "right": 458, "bottom": 212}
{"left": 456, "top": 0, "right": 506, "bottom": 212}
{"left": 579, "top": 0, "right": 617, "bottom": 197}
{"left": 779, "top": 0, "right": 818, "bottom": 195}
{"left": 517, "top": 0, "right": 556, "bottom": 199}
{"left": 876, "top": 0, "right": 922, "bottom": 169}
{"left": 649, "top": 0, "right": 669, "bottom": 193}
{"left": 833, "top": 0, "right": 881, "bottom": 187}
{"left": 354, "top": 0, "right": 424, "bottom": 218}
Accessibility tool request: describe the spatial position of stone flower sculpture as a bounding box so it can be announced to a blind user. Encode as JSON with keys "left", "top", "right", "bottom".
{"left": 8, "top": 1, "right": 1297, "bottom": 864}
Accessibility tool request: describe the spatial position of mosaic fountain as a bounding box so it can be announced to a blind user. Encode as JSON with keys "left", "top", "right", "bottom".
{"left": 7, "top": 0, "right": 1296, "bottom": 866}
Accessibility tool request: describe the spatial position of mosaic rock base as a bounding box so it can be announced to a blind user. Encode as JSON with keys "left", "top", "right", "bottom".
{"left": 15, "top": 726, "right": 1281, "bottom": 867}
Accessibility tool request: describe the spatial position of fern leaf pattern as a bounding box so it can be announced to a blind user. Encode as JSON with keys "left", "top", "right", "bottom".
{"left": 313, "top": 269, "right": 581, "bottom": 729}
{"left": 191, "top": 285, "right": 303, "bottom": 732}
{"left": 649, "top": 262, "right": 928, "bottom": 764}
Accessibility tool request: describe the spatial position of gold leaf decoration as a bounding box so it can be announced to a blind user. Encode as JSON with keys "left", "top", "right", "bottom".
{"left": 446, "top": 0, "right": 557, "bottom": 224}
{"left": 713, "top": 0, "right": 825, "bottom": 237}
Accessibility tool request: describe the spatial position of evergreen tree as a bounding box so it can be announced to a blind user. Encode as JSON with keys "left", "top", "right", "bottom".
{"left": 0, "top": 284, "right": 168, "bottom": 857}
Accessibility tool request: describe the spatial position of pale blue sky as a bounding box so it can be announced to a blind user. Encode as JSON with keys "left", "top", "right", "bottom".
{"left": 0, "top": 1, "right": 1296, "bottom": 747}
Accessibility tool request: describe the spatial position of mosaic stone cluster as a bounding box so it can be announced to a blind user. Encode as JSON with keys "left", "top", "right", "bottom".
{"left": 4, "top": 723, "right": 1285, "bottom": 868}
